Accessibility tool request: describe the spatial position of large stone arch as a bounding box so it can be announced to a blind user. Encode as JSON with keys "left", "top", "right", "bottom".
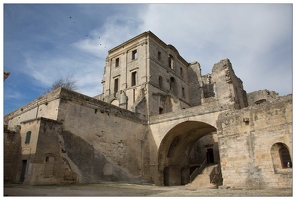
{"left": 157, "top": 121, "right": 217, "bottom": 186}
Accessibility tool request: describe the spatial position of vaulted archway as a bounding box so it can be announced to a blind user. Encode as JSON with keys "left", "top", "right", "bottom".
{"left": 158, "top": 121, "right": 220, "bottom": 186}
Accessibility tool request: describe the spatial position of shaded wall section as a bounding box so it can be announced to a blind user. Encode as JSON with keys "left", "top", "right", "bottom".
{"left": 56, "top": 88, "right": 150, "bottom": 184}
{"left": 4, "top": 125, "right": 22, "bottom": 183}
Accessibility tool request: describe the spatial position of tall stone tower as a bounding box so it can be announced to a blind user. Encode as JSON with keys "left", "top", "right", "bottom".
{"left": 97, "top": 31, "right": 248, "bottom": 117}
{"left": 97, "top": 31, "right": 197, "bottom": 117}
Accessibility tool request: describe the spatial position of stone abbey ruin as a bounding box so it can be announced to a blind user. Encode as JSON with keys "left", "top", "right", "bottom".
{"left": 4, "top": 31, "right": 292, "bottom": 189}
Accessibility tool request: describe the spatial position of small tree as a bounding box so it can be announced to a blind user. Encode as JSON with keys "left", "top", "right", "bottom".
{"left": 44, "top": 76, "right": 79, "bottom": 94}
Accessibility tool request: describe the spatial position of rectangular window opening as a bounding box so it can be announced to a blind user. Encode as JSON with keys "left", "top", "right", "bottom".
{"left": 158, "top": 51, "right": 161, "bottom": 61}
{"left": 115, "top": 58, "right": 120, "bottom": 67}
{"left": 131, "top": 71, "right": 137, "bottom": 86}
{"left": 182, "top": 87, "right": 185, "bottom": 98}
{"left": 114, "top": 78, "right": 119, "bottom": 93}
{"left": 25, "top": 131, "right": 31, "bottom": 144}
{"left": 132, "top": 50, "right": 138, "bottom": 60}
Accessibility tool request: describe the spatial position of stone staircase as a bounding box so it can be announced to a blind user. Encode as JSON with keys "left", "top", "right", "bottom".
{"left": 187, "top": 164, "right": 218, "bottom": 189}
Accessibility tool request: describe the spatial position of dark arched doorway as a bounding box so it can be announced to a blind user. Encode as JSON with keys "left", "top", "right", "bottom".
{"left": 158, "top": 121, "right": 221, "bottom": 186}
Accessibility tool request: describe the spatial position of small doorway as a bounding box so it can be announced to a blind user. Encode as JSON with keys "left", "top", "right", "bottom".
{"left": 206, "top": 148, "right": 214, "bottom": 164}
{"left": 163, "top": 167, "right": 169, "bottom": 186}
{"left": 181, "top": 167, "right": 190, "bottom": 185}
{"left": 20, "top": 160, "right": 27, "bottom": 182}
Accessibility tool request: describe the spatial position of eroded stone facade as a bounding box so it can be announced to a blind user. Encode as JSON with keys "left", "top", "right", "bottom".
{"left": 4, "top": 31, "right": 292, "bottom": 189}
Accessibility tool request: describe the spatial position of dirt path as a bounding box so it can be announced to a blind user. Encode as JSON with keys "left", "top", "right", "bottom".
{"left": 3, "top": 183, "right": 292, "bottom": 197}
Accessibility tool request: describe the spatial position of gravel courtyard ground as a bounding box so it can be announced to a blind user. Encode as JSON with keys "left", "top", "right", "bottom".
{"left": 3, "top": 182, "right": 293, "bottom": 197}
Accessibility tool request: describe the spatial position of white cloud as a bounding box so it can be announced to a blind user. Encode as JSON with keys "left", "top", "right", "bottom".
{"left": 22, "top": 49, "right": 103, "bottom": 96}
{"left": 74, "top": 18, "right": 143, "bottom": 55}
{"left": 138, "top": 4, "right": 292, "bottom": 95}
{"left": 4, "top": 90, "right": 23, "bottom": 100}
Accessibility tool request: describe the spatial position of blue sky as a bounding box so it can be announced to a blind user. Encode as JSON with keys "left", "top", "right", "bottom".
{"left": 2, "top": 3, "right": 293, "bottom": 115}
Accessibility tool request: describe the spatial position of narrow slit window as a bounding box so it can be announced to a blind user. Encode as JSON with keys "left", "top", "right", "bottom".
{"left": 180, "top": 67, "right": 183, "bottom": 78}
{"left": 114, "top": 78, "right": 119, "bottom": 93}
{"left": 159, "top": 76, "right": 163, "bottom": 89}
{"left": 168, "top": 55, "right": 174, "bottom": 69}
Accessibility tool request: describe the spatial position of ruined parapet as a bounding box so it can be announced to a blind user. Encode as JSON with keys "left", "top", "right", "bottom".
{"left": 188, "top": 62, "right": 203, "bottom": 106}
{"left": 93, "top": 93, "right": 104, "bottom": 101}
{"left": 201, "top": 74, "right": 215, "bottom": 98}
{"left": 211, "top": 59, "right": 248, "bottom": 110}
{"left": 247, "top": 89, "right": 279, "bottom": 106}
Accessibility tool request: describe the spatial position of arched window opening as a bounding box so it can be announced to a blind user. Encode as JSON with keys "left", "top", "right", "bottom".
{"left": 271, "top": 142, "right": 292, "bottom": 173}
{"left": 279, "top": 147, "right": 292, "bottom": 168}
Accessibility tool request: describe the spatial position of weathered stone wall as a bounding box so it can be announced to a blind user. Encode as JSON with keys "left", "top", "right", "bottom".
{"left": 216, "top": 94, "right": 292, "bottom": 189}
{"left": 148, "top": 38, "right": 191, "bottom": 116}
{"left": 4, "top": 125, "right": 22, "bottom": 183}
{"left": 247, "top": 89, "right": 279, "bottom": 106}
{"left": 4, "top": 89, "right": 61, "bottom": 128}
{"left": 56, "top": 88, "right": 149, "bottom": 184}
{"left": 188, "top": 62, "right": 203, "bottom": 106}
{"left": 211, "top": 59, "right": 248, "bottom": 110}
{"left": 21, "top": 118, "right": 65, "bottom": 185}
{"left": 4, "top": 88, "right": 150, "bottom": 185}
